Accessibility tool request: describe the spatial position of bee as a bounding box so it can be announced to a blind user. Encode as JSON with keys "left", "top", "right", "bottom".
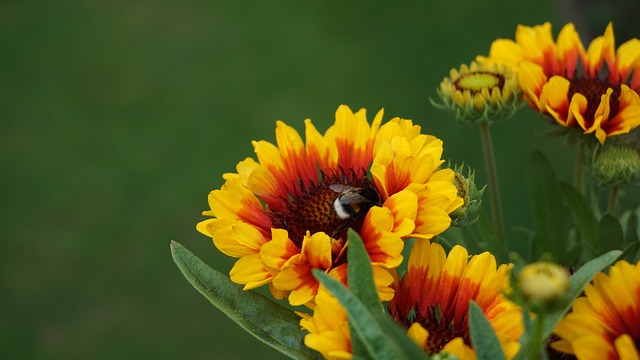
{"left": 329, "top": 184, "right": 381, "bottom": 220}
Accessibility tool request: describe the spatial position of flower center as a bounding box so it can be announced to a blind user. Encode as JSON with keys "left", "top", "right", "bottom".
{"left": 268, "top": 168, "right": 381, "bottom": 252}
{"left": 568, "top": 78, "right": 621, "bottom": 125}
{"left": 454, "top": 72, "right": 505, "bottom": 94}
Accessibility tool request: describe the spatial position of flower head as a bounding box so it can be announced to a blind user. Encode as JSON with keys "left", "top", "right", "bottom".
{"left": 302, "top": 239, "right": 523, "bottom": 359}
{"left": 480, "top": 22, "right": 640, "bottom": 144}
{"left": 432, "top": 61, "right": 522, "bottom": 125}
{"left": 197, "top": 105, "right": 462, "bottom": 307}
{"left": 517, "top": 262, "right": 570, "bottom": 310}
{"left": 553, "top": 260, "right": 640, "bottom": 359}
{"left": 389, "top": 239, "right": 523, "bottom": 359}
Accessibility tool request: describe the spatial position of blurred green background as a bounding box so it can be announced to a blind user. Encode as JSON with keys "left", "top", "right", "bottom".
{"left": 2, "top": 1, "right": 636, "bottom": 359}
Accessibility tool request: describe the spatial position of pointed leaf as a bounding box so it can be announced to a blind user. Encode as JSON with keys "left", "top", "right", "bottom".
{"left": 313, "top": 270, "right": 428, "bottom": 360}
{"left": 346, "top": 229, "right": 383, "bottom": 314}
{"left": 542, "top": 249, "right": 621, "bottom": 338}
{"left": 598, "top": 214, "right": 624, "bottom": 253}
{"left": 170, "top": 241, "right": 320, "bottom": 360}
{"left": 559, "top": 182, "right": 598, "bottom": 254}
{"left": 469, "top": 301, "right": 506, "bottom": 360}
{"left": 528, "top": 150, "right": 570, "bottom": 261}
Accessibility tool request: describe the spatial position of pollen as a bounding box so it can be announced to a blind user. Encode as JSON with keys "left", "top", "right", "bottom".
{"left": 454, "top": 71, "right": 505, "bottom": 93}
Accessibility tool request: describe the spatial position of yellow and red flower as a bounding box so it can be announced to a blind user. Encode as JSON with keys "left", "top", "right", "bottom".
{"left": 552, "top": 259, "right": 640, "bottom": 359}
{"left": 388, "top": 239, "right": 523, "bottom": 359}
{"left": 197, "top": 105, "right": 462, "bottom": 307}
{"left": 480, "top": 22, "right": 640, "bottom": 143}
{"left": 300, "top": 239, "right": 523, "bottom": 359}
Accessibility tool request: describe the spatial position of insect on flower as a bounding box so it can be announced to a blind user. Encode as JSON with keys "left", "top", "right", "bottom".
{"left": 330, "top": 184, "right": 381, "bottom": 220}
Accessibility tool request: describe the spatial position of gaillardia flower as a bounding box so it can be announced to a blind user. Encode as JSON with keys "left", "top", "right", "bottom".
{"left": 389, "top": 239, "right": 523, "bottom": 359}
{"left": 480, "top": 22, "right": 640, "bottom": 144}
{"left": 197, "top": 105, "right": 462, "bottom": 307}
{"left": 432, "top": 61, "right": 522, "bottom": 125}
{"left": 553, "top": 260, "right": 640, "bottom": 359}
{"left": 300, "top": 239, "right": 523, "bottom": 359}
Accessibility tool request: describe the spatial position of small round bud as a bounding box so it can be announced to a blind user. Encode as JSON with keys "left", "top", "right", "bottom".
{"left": 517, "top": 262, "right": 570, "bottom": 309}
{"left": 591, "top": 142, "right": 640, "bottom": 186}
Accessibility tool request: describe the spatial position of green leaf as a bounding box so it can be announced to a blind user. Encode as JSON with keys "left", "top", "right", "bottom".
{"left": 346, "top": 229, "right": 383, "bottom": 314}
{"left": 559, "top": 181, "right": 598, "bottom": 255}
{"left": 528, "top": 150, "right": 571, "bottom": 262}
{"left": 170, "top": 241, "right": 320, "bottom": 360}
{"left": 621, "top": 209, "right": 639, "bottom": 247}
{"left": 345, "top": 229, "right": 381, "bottom": 358}
{"left": 313, "top": 270, "right": 428, "bottom": 360}
{"left": 542, "top": 249, "right": 621, "bottom": 338}
{"left": 598, "top": 214, "right": 624, "bottom": 253}
{"left": 468, "top": 301, "right": 506, "bottom": 360}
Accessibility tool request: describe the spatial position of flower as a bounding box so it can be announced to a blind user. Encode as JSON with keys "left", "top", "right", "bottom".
{"left": 552, "top": 260, "right": 640, "bottom": 359}
{"left": 300, "top": 239, "right": 523, "bottom": 359}
{"left": 389, "top": 239, "right": 523, "bottom": 359}
{"left": 479, "top": 22, "right": 640, "bottom": 144}
{"left": 432, "top": 60, "right": 522, "bottom": 125}
{"left": 197, "top": 105, "right": 463, "bottom": 307}
{"left": 517, "top": 262, "right": 570, "bottom": 309}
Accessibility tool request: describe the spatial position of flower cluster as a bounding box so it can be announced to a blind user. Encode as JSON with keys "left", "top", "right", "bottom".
{"left": 175, "top": 20, "right": 640, "bottom": 360}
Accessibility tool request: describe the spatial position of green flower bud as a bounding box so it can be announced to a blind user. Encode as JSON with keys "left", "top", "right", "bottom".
{"left": 591, "top": 142, "right": 640, "bottom": 186}
{"left": 449, "top": 164, "right": 485, "bottom": 226}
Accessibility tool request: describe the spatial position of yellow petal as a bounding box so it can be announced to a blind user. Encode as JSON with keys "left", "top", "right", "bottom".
{"left": 443, "top": 337, "right": 476, "bottom": 360}
{"left": 573, "top": 334, "right": 617, "bottom": 360}
{"left": 407, "top": 322, "right": 428, "bottom": 349}
{"left": 382, "top": 190, "right": 418, "bottom": 236}
{"left": 213, "top": 222, "right": 267, "bottom": 257}
{"left": 614, "top": 334, "right": 640, "bottom": 360}
{"left": 301, "top": 232, "right": 333, "bottom": 269}
{"left": 539, "top": 76, "right": 571, "bottom": 126}
{"left": 556, "top": 22, "right": 586, "bottom": 75}
{"left": 229, "top": 254, "right": 273, "bottom": 289}
{"left": 517, "top": 62, "right": 547, "bottom": 111}
{"left": 615, "top": 38, "right": 640, "bottom": 80}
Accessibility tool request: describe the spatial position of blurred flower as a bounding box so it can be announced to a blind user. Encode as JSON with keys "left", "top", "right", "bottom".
{"left": 552, "top": 260, "right": 640, "bottom": 359}
{"left": 432, "top": 61, "right": 522, "bottom": 125}
{"left": 389, "top": 239, "right": 523, "bottom": 359}
{"left": 449, "top": 164, "right": 485, "bottom": 226}
{"left": 517, "top": 262, "right": 570, "bottom": 310}
{"left": 480, "top": 22, "right": 640, "bottom": 144}
{"left": 197, "top": 105, "right": 462, "bottom": 307}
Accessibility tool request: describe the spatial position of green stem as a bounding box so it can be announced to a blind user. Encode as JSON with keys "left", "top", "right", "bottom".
{"left": 479, "top": 122, "right": 506, "bottom": 248}
{"left": 574, "top": 139, "right": 585, "bottom": 195}
{"left": 607, "top": 183, "right": 618, "bottom": 214}
{"left": 528, "top": 313, "right": 545, "bottom": 360}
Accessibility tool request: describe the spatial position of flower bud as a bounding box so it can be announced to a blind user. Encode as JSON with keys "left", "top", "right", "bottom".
{"left": 431, "top": 61, "right": 522, "bottom": 125}
{"left": 449, "top": 164, "right": 485, "bottom": 226}
{"left": 591, "top": 142, "right": 640, "bottom": 186}
{"left": 517, "top": 262, "right": 570, "bottom": 310}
